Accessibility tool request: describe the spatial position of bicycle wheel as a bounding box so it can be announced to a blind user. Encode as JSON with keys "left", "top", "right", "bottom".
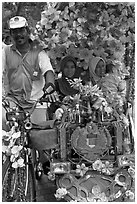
{"left": 2, "top": 157, "right": 36, "bottom": 202}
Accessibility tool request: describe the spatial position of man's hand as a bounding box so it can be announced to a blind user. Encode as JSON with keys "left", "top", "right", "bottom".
{"left": 43, "top": 83, "right": 59, "bottom": 102}
{"left": 45, "top": 91, "right": 59, "bottom": 103}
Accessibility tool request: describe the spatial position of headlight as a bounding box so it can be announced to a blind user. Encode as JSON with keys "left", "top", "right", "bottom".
{"left": 50, "top": 162, "right": 70, "bottom": 174}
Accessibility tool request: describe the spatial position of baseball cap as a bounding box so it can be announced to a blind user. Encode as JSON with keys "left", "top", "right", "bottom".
{"left": 9, "top": 16, "right": 28, "bottom": 29}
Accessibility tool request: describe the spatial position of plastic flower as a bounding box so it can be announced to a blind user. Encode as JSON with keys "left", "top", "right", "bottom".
{"left": 17, "top": 158, "right": 25, "bottom": 168}
{"left": 78, "top": 60, "right": 89, "bottom": 70}
{"left": 55, "top": 108, "right": 64, "bottom": 120}
{"left": 2, "top": 126, "right": 21, "bottom": 159}
{"left": 92, "top": 159, "right": 103, "bottom": 171}
{"left": 2, "top": 145, "right": 11, "bottom": 155}
{"left": 88, "top": 185, "right": 108, "bottom": 202}
{"left": 104, "top": 105, "right": 113, "bottom": 114}
{"left": 92, "top": 185, "right": 101, "bottom": 196}
{"left": 2, "top": 126, "right": 20, "bottom": 141}
{"left": 67, "top": 46, "right": 79, "bottom": 58}
{"left": 101, "top": 161, "right": 114, "bottom": 175}
{"left": 47, "top": 171, "right": 55, "bottom": 181}
{"left": 10, "top": 145, "right": 23, "bottom": 166}
{"left": 125, "top": 190, "right": 135, "bottom": 200}
{"left": 10, "top": 153, "right": 17, "bottom": 162}
{"left": 54, "top": 188, "right": 67, "bottom": 199}
{"left": 76, "top": 163, "right": 88, "bottom": 177}
{"left": 99, "top": 192, "right": 108, "bottom": 202}
{"left": 12, "top": 157, "right": 25, "bottom": 168}
{"left": 11, "top": 145, "right": 23, "bottom": 156}
{"left": 128, "top": 166, "right": 135, "bottom": 178}
{"left": 3, "top": 128, "right": 25, "bottom": 169}
{"left": 79, "top": 48, "right": 90, "bottom": 60}
{"left": 59, "top": 29, "right": 70, "bottom": 42}
{"left": 69, "top": 2, "right": 75, "bottom": 7}
{"left": 2, "top": 127, "right": 15, "bottom": 141}
{"left": 93, "top": 97, "right": 106, "bottom": 110}
{"left": 120, "top": 114, "right": 129, "bottom": 127}
{"left": 12, "top": 131, "right": 21, "bottom": 139}
{"left": 66, "top": 78, "right": 83, "bottom": 90}
{"left": 92, "top": 192, "right": 108, "bottom": 202}
{"left": 8, "top": 138, "right": 16, "bottom": 148}
{"left": 108, "top": 194, "right": 115, "bottom": 202}
{"left": 2, "top": 130, "right": 12, "bottom": 141}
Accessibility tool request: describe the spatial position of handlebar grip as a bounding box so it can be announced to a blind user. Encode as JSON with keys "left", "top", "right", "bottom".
{"left": 39, "top": 94, "right": 62, "bottom": 106}
{"left": 39, "top": 93, "right": 49, "bottom": 103}
{"left": 39, "top": 97, "right": 49, "bottom": 103}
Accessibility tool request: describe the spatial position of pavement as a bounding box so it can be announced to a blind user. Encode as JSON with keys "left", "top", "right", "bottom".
{"left": 36, "top": 174, "right": 66, "bottom": 202}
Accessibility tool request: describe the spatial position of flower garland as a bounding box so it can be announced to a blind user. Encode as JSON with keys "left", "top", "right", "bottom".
{"left": 2, "top": 125, "right": 25, "bottom": 168}
{"left": 92, "top": 159, "right": 114, "bottom": 175}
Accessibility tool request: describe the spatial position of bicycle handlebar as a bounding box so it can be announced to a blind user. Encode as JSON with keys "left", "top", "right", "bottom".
{"left": 3, "top": 93, "right": 62, "bottom": 121}
{"left": 26, "top": 92, "right": 64, "bottom": 119}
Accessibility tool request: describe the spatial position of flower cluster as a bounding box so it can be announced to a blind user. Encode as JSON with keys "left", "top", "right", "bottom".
{"left": 87, "top": 185, "right": 108, "bottom": 202}
{"left": 124, "top": 190, "right": 135, "bottom": 201}
{"left": 2, "top": 126, "right": 25, "bottom": 168}
{"left": 92, "top": 159, "right": 114, "bottom": 175}
{"left": 120, "top": 114, "right": 129, "bottom": 127}
{"left": 54, "top": 187, "right": 68, "bottom": 199}
{"left": 66, "top": 78, "right": 83, "bottom": 91}
{"left": 47, "top": 171, "right": 56, "bottom": 181}
{"left": 66, "top": 81, "right": 113, "bottom": 115}
{"left": 76, "top": 163, "right": 88, "bottom": 177}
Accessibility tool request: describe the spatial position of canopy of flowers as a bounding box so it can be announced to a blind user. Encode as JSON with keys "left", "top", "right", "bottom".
{"left": 32, "top": 2, "right": 134, "bottom": 81}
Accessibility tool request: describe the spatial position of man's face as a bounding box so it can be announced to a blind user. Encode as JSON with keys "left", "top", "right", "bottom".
{"left": 10, "top": 27, "right": 29, "bottom": 45}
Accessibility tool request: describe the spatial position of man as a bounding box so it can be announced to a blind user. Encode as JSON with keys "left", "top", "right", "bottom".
{"left": 2, "top": 16, "right": 59, "bottom": 129}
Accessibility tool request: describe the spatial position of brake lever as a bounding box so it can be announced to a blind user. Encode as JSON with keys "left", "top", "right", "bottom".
{"left": 39, "top": 92, "right": 49, "bottom": 104}
{"left": 39, "top": 97, "right": 49, "bottom": 103}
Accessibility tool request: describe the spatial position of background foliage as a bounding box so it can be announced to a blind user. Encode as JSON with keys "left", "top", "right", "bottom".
{"left": 2, "top": 2, "right": 135, "bottom": 102}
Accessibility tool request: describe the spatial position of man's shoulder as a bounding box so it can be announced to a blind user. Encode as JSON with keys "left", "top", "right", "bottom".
{"left": 2, "top": 42, "right": 8, "bottom": 49}
{"left": 30, "top": 40, "right": 50, "bottom": 59}
{"left": 3, "top": 44, "right": 13, "bottom": 51}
